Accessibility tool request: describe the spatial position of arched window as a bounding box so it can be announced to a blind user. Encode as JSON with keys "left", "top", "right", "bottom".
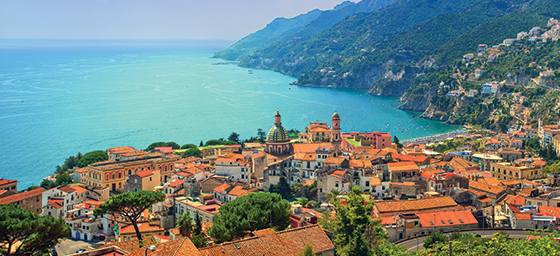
{"left": 112, "top": 174, "right": 115, "bottom": 179}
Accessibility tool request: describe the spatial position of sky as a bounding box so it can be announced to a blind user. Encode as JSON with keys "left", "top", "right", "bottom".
{"left": 0, "top": 0, "right": 357, "bottom": 41}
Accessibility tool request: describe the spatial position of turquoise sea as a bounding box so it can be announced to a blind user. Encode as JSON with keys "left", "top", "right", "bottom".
{"left": 0, "top": 39, "right": 459, "bottom": 189}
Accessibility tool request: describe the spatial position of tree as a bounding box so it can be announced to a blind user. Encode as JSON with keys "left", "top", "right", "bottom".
{"left": 330, "top": 186, "right": 387, "bottom": 255}
{"left": 194, "top": 212, "right": 202, "bottom": 235}
{"left": 298, "top": 243, "right": 315, "bottom": 256}
{"left": 55, "top": 173, "right": 73, "bottom": 186}
{"left": 424, "top": 232, "right": 449, "bottom": 249}
{"left": 181, "top": 144, "right": 197, "bottom": 149}
{"left": 176, "top": 214, "right": 193, "bottom": 238}
{"left": 207, "top": 192, "right": 291, "bottom": 243}
{"left": 257, "top": 128, "right": 266, "bottom": 142}
{"left": 0, "top": 204, "right": 70, "bottom": 255}
{"left": 204, "top": 139, "right": 224, "bottom": 146}
{"left": 191, "top": 233, "right": 208, "bottom": 249}
{"left": 40, "top": 179, "right": 56, "bottom": 190}
{"left": 182, "top": 147, "right": 202, "bottom": 158}
{"left": 93, "top": 191, "right": 165, "bottom": 243}
{"left": 269, "top": 177, "right": 293, "bottom": 200}
{"left": 393, "top": 136, "right": 403, "bottom": 148}
{"left": 77, "top": 150, "right": 109, "bottom": 167}
{"left": 228, "top": 132, "right": 241, "bottom": 144}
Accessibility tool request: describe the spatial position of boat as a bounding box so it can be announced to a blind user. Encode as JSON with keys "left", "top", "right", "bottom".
{"left": 248, "top": 70, "right": 253, "bottom": 74}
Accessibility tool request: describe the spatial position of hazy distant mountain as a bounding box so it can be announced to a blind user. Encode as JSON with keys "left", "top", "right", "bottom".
{"left": 213, "top": 0, "right": 396, "bottom": 61}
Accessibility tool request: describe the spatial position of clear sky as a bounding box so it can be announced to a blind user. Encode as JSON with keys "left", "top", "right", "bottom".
{"left": 0, "top": 0, "right": 357, "bottom": 40}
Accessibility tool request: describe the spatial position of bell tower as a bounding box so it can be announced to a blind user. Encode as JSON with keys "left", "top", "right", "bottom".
{"left": 331, "top": 112, "right": 341, "bottom": 155}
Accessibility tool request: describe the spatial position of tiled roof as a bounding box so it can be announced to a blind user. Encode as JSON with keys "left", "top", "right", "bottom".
{"left": 57, "top": 185, "right": 76, "bottom": 194}
{"left": 0, "top": 178, "right": 17, "bottom": 186}
{"left": 293, "top": 153, "right": 315, "bottom": 161}
{"left": 366, "top": 149, "right": 388, "bottom": 156}
{"left": 99, "top": 237, "right": 157, "bottom": 254}
{"left": 213, "top": 184, "right": 231, "bottom": 193}
{"left": 119, "top": 223, "right": 164, "bottom": 235}
{"left": 370, "top": 177, "right": 381, "bottom": 186}
{"left": 69, "top": 185, "right": 88, "bottom": 195}
{"left": 292, "top": 143, "right": 331, "bottom": 153}
{"left": 227, "top": 186, "right": 257, "bottom": 197}
{"left": 330, "top": 170, "right": 346, "bottom": 179}
{"left": 47, "top": 199, "right": 64, "bottom": 209}
{"left": 380, "top": 216, "right": 396, "bottom": 225}
{"left": 198, "top": 224, "right": 334, "bottom": 256}
{"left": 417, "top": 211, "right": 477, "bottom": 227}
{"left": 516, "top": 212, "right": 532, "bottom": 220}
{"left": 539, "top": 206, "right": 560, "bottom": 218}
{"left": 169, "top": 179, "right": 185, "bottom": 188}
{"left": 375, "top": 196, "right": 458, "bottom": 215}
{"left": 135, "top": 170, "right": 153, "bottom": 178}
{"left": 469, "top": 180, "right": 504, "bottom": 196}
{"left": 323, "top": 157, "right": 346, "bottom": 165}
{"left": 0, "top": 187, "right": 46, "bottom": 204}
{"left": 387, "top": 161, "right": 420, "bottom": 172}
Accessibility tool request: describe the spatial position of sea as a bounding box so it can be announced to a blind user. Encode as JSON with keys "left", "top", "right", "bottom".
{"left": 0, "top": 39, "right": 460, "bottom": 189}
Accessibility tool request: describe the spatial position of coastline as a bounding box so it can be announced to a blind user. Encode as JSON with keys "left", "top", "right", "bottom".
{"left": 400, "top": 129, "right": 469, "bottom": 145}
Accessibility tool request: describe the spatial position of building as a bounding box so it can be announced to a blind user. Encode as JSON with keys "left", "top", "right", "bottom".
{"left": 496, "top": 147, "right": 524, "bottom": 162}
{"left": 215, "top": 153, "right": 252, "bottom": 183}
{"left": 538, "top": 122, "right": 560, "bottom": 147}
{"left": 306, "top": 122, "right": 331, "bottom": 142}
{"left": 65, "top": 200, "right": 112, "bottom": 241}
{"left": 387, "top": 162, "right": 420, "bottom": 182}
{"left": 342, "top": 131, "right": 392, "bottom": 152}
{"left": 490, "top": 162, "right": 543, "bottom": 180}
{"left": 107, "top": 146, "right": 149, "bottom": 161}
{"left": 118, "top": 222, "right": 165, "bottom": 242}
{"left": 198, "top": 225, "right": 335, "bottom": 256}
{"left": 82, "top": 156, "right": 175, "bottom": 191}
{"left": 472, "top": 153, "right": 503, "bottom": 172}
{"left": 0, "top": 178, "right": 18, "bottom": 198}
{"left": 264, "top": 111, "right": 294, "bottom": 156}
{"left": 388, "top": 211, "right": 478, "bottom": 241}
{"left": 475, "top": 69, "right": 484, "bottom": 78}
{"left": 503, "top": 38, "right": 516, "bottom": 46}
{"left": 482, "top": 83, "right": 499, "bottom": 94}
{"left": 374, "top": 196, "right": 459, "bottom": 217}
{"left": 125, "top": 170, "right": 161, "bottom": 192}
{"left": 173, "top": 196, "right": 221, "bottom": 224}
{"left": 0, "top": 187, "right": 46, "bottom": 214}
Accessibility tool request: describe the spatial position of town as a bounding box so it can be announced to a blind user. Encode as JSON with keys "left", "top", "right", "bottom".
{"left": 2, "top": 109, "right": 560, "bottom": 255}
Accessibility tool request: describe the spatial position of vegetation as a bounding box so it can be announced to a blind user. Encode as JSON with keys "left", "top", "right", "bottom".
{"left": 93, "top": 190, "right": 166, "bottom": 244}
{"left": 268, "top": 177, "right": 294, "bottom": 200}
{"left": 298, "top": 243, "right": 315, "bottom": 256}
{"left": 146, "top": 141, "right": 180, "bottom": 151}
{"left": 78, "top": 150, "right": 109, "bottom": 167}
{"left": 327, "top": 186, "right": 390, "bottom": 255}
{"left": 423, "top": 232, "right": 449, "bottom": 249}
{"left": 182, "top": 147, "right": 202, "bottom": 158}
{"left": 207, "top": 192, "right": 291, "bottom": 243}
{"left": 176, "top": 214, "right": 193, "bottom": 237}
{"left": 0, "top": 204, "right": 70, "bottom": 255}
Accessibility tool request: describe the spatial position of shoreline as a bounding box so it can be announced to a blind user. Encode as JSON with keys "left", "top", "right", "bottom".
{"left": 400, "top": 129, "right": 469, "bottom": 145}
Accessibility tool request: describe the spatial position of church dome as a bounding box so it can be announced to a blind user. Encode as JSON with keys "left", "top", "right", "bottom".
{"left": 332, "top": 112, "right": 340, "bottom": 118}
{"left": 266, "top": 125, "right": 289, "bottom": 142}
{"left": 266, "top": 110, "right": 290, "bottom": 142}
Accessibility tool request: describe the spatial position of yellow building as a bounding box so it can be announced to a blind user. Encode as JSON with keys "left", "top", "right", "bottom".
{"left": 83, "top": 156, "right": 175, "bottom": 191}
{"left": 490, "top": 162, "right": 543, "bottom": 180}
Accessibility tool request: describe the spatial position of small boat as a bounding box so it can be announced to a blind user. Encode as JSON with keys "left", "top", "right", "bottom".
{"left": 248, "top": 70, "right": 253, "bottom": 74}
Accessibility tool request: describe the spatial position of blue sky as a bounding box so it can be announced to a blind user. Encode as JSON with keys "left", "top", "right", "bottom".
{"left": 0, "top": 0, "right": 356, "bottom": 40}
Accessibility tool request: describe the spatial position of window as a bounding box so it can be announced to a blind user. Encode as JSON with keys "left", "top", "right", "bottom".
{"left": 118, "top": 172, "right": 121, "bottom": 178}
{"left": 112, "top": 174, "right": 115, "bottom": 179}
{"left": 149, "top": 177, "right": 152, "bottom": 182}
{"left": 448, "top": 220, "right": 453, "bottom": 224}
{"left": 429, "top": 221, "right": 434, "bottom": 225}
{"left": 106, "top": 174, "right": 109, "bottom": 180}
{"left": 128, "top": 170, "right": 131, "bottom": 175}
{"left": 441, "top": 220, "right": 445, "bottom": 224}
{"left": 366, "top": 181, "right": 370, "bottom": 187}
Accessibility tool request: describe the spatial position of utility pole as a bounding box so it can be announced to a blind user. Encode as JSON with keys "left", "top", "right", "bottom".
{"left": 449, "top": 241, "right": 453, "bottom": 256}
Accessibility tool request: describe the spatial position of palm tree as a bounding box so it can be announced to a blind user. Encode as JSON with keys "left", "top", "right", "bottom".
{"left": 177, "top": 214, "right": 193, "bottom": 238}
{"left": 327, "top": 189, "right": 340, "bottom": 203}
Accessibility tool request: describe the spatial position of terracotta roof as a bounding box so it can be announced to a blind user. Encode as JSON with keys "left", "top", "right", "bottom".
{"left": 119, "top": 223, "right": 164, "bottom": 235}
{"left": 293, "top": 153, "right": 315, "bottom": 161}
{"left": 0, "top": 178, "right": 17, "bottom": 186}
{"left": 57, "top": 185, "right": 76, "bottom": 194}
{"left": 323, "top": 157, "right": 346, "bottom": 165}
{"left": 47, "top": 199, "right": 64, "bottom": 209}
{"left": 252, "top": 152, "right": 266, "bottom": 159}
{"left": 516, "top": 212, "right": 532, "bottom": 220}
{"left": 387, "top": 161, "right": 420, "bottom": 172}
{"left": 301, "top": 180, "right": 315, "bottom": 186}
{"left": 330, "top": 170, "right": 346, "bottom": 179}
{"left": 135, "top": 170, "right": 153, "bottom": 178}
{"left": 370, "top": 177, "right": 381, "bottom": 186}
{"left": 227, "top": 186, "right": 257, "bottom": 197}
{"left": 292, "top": 143, "right": 331, "bottom": 153}
{"left": 389, "top": 182, "right": 415, "bottom": 186}
{"left": 69, "top": 185, "right": 88, "bottom": 195}
{"left": 366, "top": 149, "right": 388, "bottom": 156}
{"left": 99, "top": 237, "right": 157, "bottom": 254}
{"left": 417, "top": 211, "right": 477, "bottom": 227}
{"left": 169, "top": 179, "right": 185, "bottom": 188}
{"left": 469, "top": 180, "right": 504, "bottom": 196}
{"left": 0, "top": 187, "right": 46, "bottom": 204}
{"left": 539, "top": 206, "right": 560, "bottom": 218}
{"left": 380, "top": 216, "right": 396, "bottom": 225}
{"left": 213, "top": 184, "right": 231, "bottom": 193}
{"left": 479, "top": 198, "right": 492, "bottom": 203}
{"left": 198, "top": 225, "right": 334, "bottom": 256}
{"left": 375, "top": 196, "right": 458, "bottom": 215}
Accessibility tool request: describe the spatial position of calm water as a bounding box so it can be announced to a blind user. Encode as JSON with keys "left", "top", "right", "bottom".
{"left": 0, "top": 39, "right": 459, "bottom": 188}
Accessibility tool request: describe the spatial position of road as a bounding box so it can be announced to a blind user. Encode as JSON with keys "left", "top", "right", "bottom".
{"left": 54, "top": 239, "right": 95, "bottom": 256}
{"left": 396, "top": 230, "right": 534, "bottom": 252}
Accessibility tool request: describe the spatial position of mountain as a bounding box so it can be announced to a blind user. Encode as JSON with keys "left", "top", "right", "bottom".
{"left": 213, "top": 0, "right": 396, "bottom": 61}
{"left": 239, "top": 0, "right": 478, "bottom": 80}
